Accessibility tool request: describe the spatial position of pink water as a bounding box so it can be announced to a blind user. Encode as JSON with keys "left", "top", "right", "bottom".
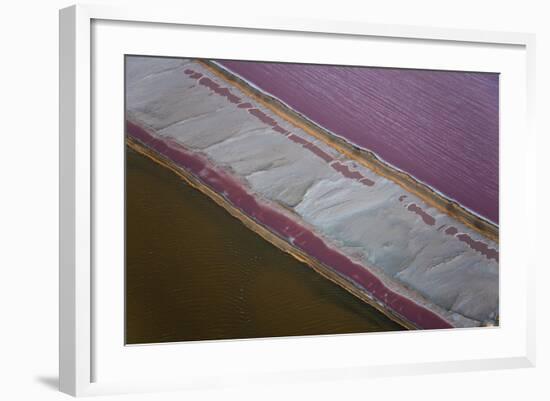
{"left": 218, "top": 60, "right": 499, "bottom": 224}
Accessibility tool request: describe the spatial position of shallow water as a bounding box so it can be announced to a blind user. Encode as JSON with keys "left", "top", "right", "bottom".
{"left": 125, "top": 146, "right": 404, "bottom": 344}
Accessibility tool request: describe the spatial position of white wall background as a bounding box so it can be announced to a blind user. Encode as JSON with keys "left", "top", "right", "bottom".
{"left": 0, "top": 0, "right": 547, "bottom": 399}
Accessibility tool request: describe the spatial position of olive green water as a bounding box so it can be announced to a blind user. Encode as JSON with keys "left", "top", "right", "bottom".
{"left": 126, "top": 146, "right": 404, "bottom": 344}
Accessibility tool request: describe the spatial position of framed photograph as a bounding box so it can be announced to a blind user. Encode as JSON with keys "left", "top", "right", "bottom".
{"left": 59, "top": 4, "right": 536, "bottom": 396}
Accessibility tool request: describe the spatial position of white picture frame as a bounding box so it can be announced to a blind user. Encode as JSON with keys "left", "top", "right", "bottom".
{"left": 59, "top": 3, "right": 536, "bottom": 397}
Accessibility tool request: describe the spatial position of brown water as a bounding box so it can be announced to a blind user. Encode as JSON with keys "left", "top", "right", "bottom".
{"left": 125, "top": 146, "right": 404, "bottom": 344}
